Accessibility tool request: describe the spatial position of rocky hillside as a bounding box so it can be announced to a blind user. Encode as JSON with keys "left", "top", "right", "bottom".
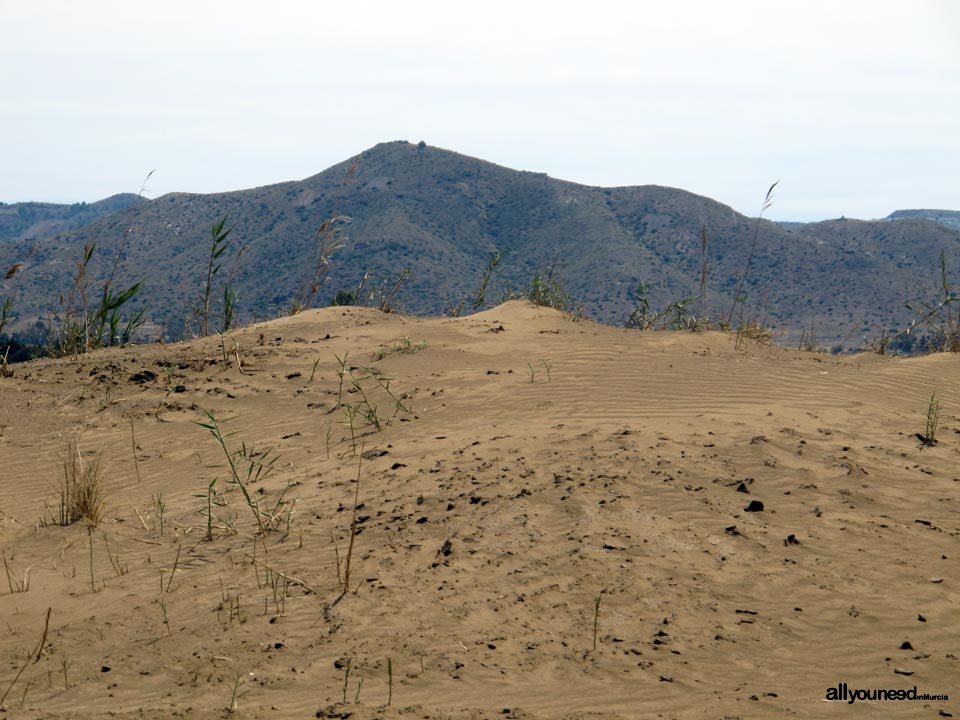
{"left": 2, "top": 142, "right": 959, "bottom": 347}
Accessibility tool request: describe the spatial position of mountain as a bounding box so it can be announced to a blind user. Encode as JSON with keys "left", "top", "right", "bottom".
{"left": 886, "top": 209, "right": 960, "bottom": 232}
{"left": 0, "top": 193, "right": 144, "bottom": 242}
{"left": 1, "top": 141, "right": 959, "bottom": 347}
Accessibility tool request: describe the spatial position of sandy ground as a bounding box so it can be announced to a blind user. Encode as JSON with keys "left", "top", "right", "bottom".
{"left": 0, "top": 301, "right": 957, "bottom": 719}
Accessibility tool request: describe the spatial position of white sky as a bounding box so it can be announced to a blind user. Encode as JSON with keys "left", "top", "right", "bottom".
{"left": 1, "top": 0, "right": 957, "bottom": 221}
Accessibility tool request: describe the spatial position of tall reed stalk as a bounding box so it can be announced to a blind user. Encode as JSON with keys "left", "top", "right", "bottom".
{"left": 726, "top": 180, "right": 779, "bottom": 326}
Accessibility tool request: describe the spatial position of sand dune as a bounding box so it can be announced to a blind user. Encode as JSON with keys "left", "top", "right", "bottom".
{"left": 0, "top": 301, "right": 956, "bottom": 718}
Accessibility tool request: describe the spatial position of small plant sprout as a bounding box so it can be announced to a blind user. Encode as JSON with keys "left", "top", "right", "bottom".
{"left": 196, "top": 479, "right": 233, "bottom": 541}
{"left": 199, "top": 479, "right": 217, "bottom": 541}
{"left": 228, "top": 671, "right": 243, "bottom": 713}
{"left": 88, "top": 526, "right": 97, "bottom": 593}
{"left": 129, "top": 418, "right": 142, "bottom": 483}
{"left": 387, "top": 657, "right": 393, "bottom": 706}
{"left": 103, "top": 532, "right": 128, "bottom": 576}
{"left": 472, "top": 250, "right": 503, "bottom": 313}
{"left": 524, "top": 358, "right": 552, "bottom": 382}
{"left": 341, "top": 657, "right": 352, "bottom": 704}
{"left": 592, "top": 592, "right": 603, "bottom": 653}
{"left": 159, "top": 597, "right": 171, "bottom": 635}
{"left": 166, "top": 544, "right": 182, "bottom": 592}
{"left": 335, "top": 448, "right": 364, "bottom": 600}
{"left": 921, "top": 392, "right": 941, "bottom": 446}
{"left": 335, "top": 352, "right": 350, "bottom": 409}
{"left": 59, "top": 653, "right": 70, "bottom": 690}
{"left": 154, "top": 492, "right": 166, "bottom": 535}
{"left": 354, "top": 665, "right": 365, "bottom": 703}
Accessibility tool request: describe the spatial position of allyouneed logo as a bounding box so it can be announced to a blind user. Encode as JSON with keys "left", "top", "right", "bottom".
{"left": 825, "top": 682, "right": 948, "bottom": 705}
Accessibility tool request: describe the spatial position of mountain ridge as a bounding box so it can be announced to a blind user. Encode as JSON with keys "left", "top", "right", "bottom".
{"left": 0, "top": 193, "right": 144, "bottom": 242}
{"left": 2, "top": 141, "right": 959, "bottom": 348}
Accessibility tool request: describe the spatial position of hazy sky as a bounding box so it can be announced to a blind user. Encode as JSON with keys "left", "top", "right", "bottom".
{"left": 2, "top": 1, "right": 957, "bottom": 221}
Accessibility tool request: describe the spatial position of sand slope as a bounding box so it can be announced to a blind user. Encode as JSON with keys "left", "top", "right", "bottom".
{"left": 0, "top": 301, "right": 957, "bottom": 719}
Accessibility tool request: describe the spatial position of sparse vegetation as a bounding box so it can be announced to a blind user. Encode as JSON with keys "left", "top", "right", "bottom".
{"left": 335, "top": 449, "right": 364, "bottom": 600}
{"left": 329, "top": 273, "right": 369, "bottom": 308}
{"left": 865, "top": 328, "right": 894, "bottom": 355}
{"left": 47, "top": 242, "right": 144, "bottom": 356}
{"left": 449, "top": 250, "right": 504, "bottom": 316}
{"left": 333, "top": 353, "right": 412, "bottom": 454}
{"left": 0, "top": 346, "right": 11, "bottom": 378}
{"left": 195, "top": 410, "right": 294, "bottom": 536}
{"left": 527, "top": 359, "right": 552, "bottom": 383}
{"left": 58, "top": 441, "right": 106, "bottom": 527}
{"left": 371, "top": 336, "right": 425, "bottom": 361}
{"left": 921, "top": 392, "right": 941, "bottom": 446}
{"left": 195, "top": 215, "right": 233, "bottom": 337}
{"left": 726, "top": 180, "right": 780, "bottom": 327}
{"left": 373, "top": 268, "right": 410, "bottom": 313}
{"left": 523, "top": 261, "right": 582, "bottom": 315}
{"left": 291, "top": 215, "right": 350, "bottom": 313}
{"left": 0, "top": 262, "right": 23, "bottom": 339}
{"left": 903, "top": 250, "right": 960, "bottom": 352}
{"left": 3, "top": 551, "right": 34, "bottom": 593}
{"left": 625, "top": 281, "right": 701, "bottom": 331}
{"left": 735, "top": 319, "right": 773, "bottom": 348}
{"left": 0, "top": 608, "right": 51, "bottom": 706}
{"left": 40, "top": 174, "right": 154, "bottom": 355}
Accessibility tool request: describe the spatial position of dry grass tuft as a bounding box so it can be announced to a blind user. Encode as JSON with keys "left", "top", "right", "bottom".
{"left": 59, "top": 441, "right": 106, "bottom": 527}
{"left": 736, "top": 320, "right": 773, "bottom": 347}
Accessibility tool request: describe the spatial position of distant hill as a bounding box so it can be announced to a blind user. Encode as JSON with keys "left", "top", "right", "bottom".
{"left": 2, "top": 141, "right": 960, "bottom": 348}
{"left": 0, "top": 194, "right": 144, "bottom": 242}
{"left": 886, "top": 209, "right": 960, "bottom": 232}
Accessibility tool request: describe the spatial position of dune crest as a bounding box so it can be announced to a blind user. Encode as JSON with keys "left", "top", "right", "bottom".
{"left": 0, "top": 301, "right": 956, "bottom": 718}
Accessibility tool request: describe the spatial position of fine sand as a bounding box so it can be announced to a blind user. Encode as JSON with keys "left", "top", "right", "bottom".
{"left": 0, "top": 301, "right": 957, "bottom": 719}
